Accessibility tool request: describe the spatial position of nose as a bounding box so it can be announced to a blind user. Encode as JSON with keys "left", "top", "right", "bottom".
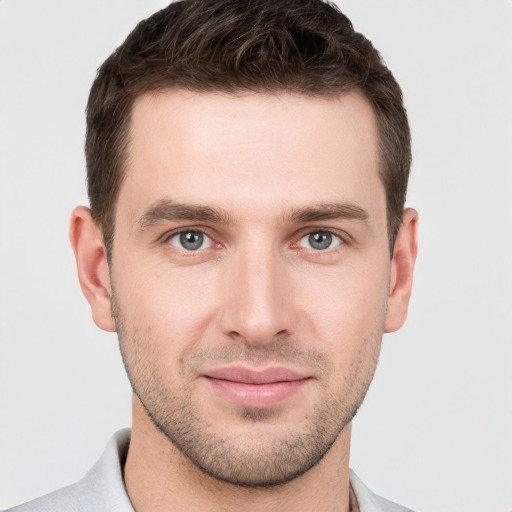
{"left": 219, "top": 243, "right": 296, "bottom": 346}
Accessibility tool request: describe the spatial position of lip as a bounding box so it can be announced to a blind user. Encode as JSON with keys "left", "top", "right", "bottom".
{"left": 203, "top": 367, "right": 311, "bottom": 408}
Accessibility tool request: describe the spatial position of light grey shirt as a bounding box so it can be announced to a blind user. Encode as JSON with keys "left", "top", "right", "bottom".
{"left": 6, "top": 429, "right": 414, "bottom": 512}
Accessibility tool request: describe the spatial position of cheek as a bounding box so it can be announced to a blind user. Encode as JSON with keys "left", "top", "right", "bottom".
{"left": 309, "top": 281, "right": 386, "bottom": 396}
{"left": 112, "top": 259, "right": 221, "bottom": 348}
{"left": 298, "top": 264, "right": 389, "bottom": 355}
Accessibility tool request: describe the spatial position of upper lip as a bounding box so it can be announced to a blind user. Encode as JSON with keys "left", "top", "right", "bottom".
{"left": 204, "top": 366, "right": 310, "bottom": 384}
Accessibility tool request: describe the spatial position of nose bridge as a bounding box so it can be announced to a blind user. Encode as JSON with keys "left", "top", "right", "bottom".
{"left": 220, "top": 237, "right": 292, "bottom": 344}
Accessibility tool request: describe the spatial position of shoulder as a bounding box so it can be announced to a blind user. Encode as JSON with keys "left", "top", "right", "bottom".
{"left": 4, "top": 429, "right": 133, "bottom": 512}
{"left": 350, "top": 470, "right": 415, "bottom": 512}
{"left": 4, "top": 482, "right": 86, "bottom": 512}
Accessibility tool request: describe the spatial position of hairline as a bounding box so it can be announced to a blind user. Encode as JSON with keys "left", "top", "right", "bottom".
{"left": 99, "top": 85, "right": 399, "bottom": 258}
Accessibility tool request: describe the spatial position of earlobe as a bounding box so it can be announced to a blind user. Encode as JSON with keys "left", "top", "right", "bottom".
{"left": 384, "top": 208, "right": 419, "bottom": 333}
{"left": 69, "top": 206, "right": 116, "bottom": 332}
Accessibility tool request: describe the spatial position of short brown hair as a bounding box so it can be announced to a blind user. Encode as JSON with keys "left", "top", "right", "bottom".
{"left": 86, "top": 0, "right": 411, "bottom": 255}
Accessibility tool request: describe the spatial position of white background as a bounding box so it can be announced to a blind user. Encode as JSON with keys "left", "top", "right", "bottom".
{"left": 1, "top": 1, "right": 511, "bottom": 511}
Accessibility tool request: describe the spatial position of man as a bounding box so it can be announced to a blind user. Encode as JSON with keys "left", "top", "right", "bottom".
{"left": 7, "top": 0, "right": 418, "bottom": 511}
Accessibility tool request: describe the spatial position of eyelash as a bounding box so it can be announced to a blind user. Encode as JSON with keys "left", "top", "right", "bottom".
{"left": 295, "top": 230, "right": 344, "bottom": 252}
{"left": 164, "top": 228, "right": 219, "bottom": 254}
{"left": 162, "top": 227, "right": 349, "bottom": 254}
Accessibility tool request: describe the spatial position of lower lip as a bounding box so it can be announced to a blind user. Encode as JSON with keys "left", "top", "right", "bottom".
{"left": 206, "top": 377, "right": 309, "bottom": 408}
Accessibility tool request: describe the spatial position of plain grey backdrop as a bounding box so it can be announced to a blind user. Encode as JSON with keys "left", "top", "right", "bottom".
{"left": 1, "top": 1, "right": 511, "bottom": 511}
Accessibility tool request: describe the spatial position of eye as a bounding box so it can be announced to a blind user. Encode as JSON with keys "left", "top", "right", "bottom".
{"left": 297, "top": 231, "right": 342, "bottom": 251}
{"left": 167, "top": 230, "right": 213, "bottom": 251}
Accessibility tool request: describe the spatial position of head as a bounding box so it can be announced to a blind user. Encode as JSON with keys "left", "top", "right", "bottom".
{"left": 72, "top": 0, "right": 418, "bottom": 489}
{"left": 85, "top": 0, "right": 411, "bottom": 257}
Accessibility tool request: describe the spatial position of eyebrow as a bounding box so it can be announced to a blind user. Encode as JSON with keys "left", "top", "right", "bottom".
{"left": 136, "top": 199, "right": 233, "bottom": 229}
{"left": 287, "top": 202, "right": 369, "bottom": 224}
{"left": 136, "top": 198, "right": 369, "bottom": 230}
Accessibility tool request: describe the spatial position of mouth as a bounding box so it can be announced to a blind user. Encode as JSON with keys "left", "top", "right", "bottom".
{"left": 203, "top": 367, "right": 312, "bottom": 408}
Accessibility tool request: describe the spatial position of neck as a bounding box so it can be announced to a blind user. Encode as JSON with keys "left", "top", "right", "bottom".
{"left": 124, "top": 396, "right": 352, "bottom": 512}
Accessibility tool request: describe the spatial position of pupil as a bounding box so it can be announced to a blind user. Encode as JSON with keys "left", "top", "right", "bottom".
{"left": 180, "top": 231, "right": 203, "bottom": 250}
{"left": 309, "top": 232, "right": 331, "bottom": 250}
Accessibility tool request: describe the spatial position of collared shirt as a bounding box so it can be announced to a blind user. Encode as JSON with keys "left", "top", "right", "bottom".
{"left": 6, "top": 429, "right": 414, "bottom": 512}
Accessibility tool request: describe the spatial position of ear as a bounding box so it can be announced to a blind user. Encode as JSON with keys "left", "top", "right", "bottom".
{"left": 384, "top": 208, "right": 419, "bottom": 333}
{"left": 69, "top": 206, "right": 116, "bottom": 332}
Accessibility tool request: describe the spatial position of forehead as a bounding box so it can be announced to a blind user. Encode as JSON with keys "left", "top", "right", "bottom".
{"left": 120, "top": 89, "right": 383, "bottom": 220}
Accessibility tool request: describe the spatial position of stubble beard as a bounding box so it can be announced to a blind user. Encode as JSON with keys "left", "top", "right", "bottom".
{"left": 112, "top": 293, "right": 383, "bottom": 488}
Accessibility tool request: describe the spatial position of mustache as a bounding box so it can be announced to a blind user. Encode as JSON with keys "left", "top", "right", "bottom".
{"left": 183, "top": 336, "right": 330, "bottom": 372}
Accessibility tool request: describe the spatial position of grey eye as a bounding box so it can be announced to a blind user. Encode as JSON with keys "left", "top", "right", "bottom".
{"left": 168, "top": 231, "right": 212, "bottom": 251}
{"left": 298, "top": 231, "right": 341, "bottom": 251}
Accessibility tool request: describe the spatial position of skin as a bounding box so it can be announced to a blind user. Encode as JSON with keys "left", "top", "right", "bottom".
{"left": 70, "top": 90, "right": 418, "bottom": 512}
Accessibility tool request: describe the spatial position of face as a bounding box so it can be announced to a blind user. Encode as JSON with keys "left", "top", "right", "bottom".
{"left": 110, "top": 90, "right": 393, "bottom": 486}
